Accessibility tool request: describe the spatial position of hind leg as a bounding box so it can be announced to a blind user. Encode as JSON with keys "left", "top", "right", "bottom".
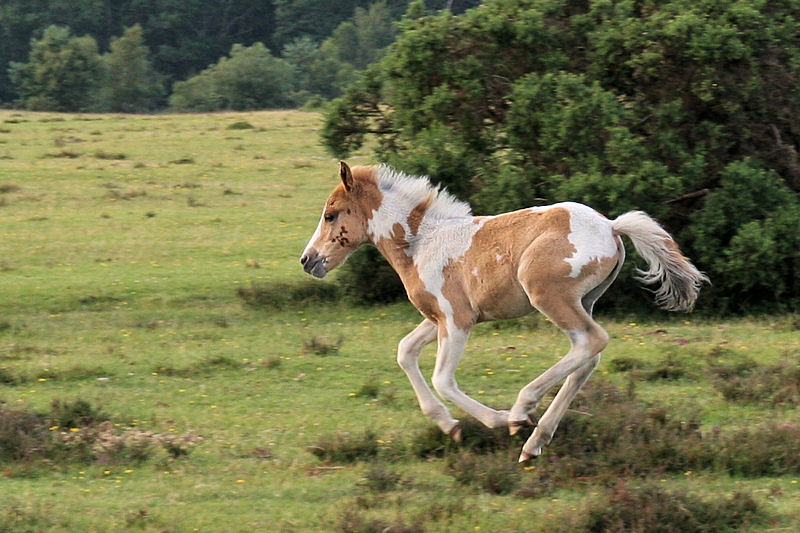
{"left": 507, "top": 308, "right": 608, "bottom": 434}
{"left": 518, "top": 353, "right": 600, "bottom": 461}
{"left": 517, "top": 253, "right": 624, "bottom": 459}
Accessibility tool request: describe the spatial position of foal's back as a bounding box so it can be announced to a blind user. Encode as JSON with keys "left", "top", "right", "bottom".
{"left": 442, "top": 202, "right": 621, "bottom": 325}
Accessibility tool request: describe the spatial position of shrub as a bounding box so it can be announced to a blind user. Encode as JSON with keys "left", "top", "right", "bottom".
{"left": 549, "top": 483, "right": 763, "bottom": 533}
{"left": 359, "top": 462, "right": 403, "bottom": 493}
{"left": 708, "top": 357, "right": 800, "bottom": 405}
{"left": 227, "top": 121, "right": 255, "bottom": 130}
{"left": 0, "top": 405, "right": 51, "bottom": 462}
{"left": 303, "top": 335, "right": 344, "bottom": 356}
{"left": 337, "top": 246, "right": 406, "bottom": 305}
{"left": 705, "top": 421, "right": 800, "bottom": 477}
{"left": 0, "top": 399, "right": 202, "bottom": 468}
{"left": 170, "top": 43, "right": 295, "bottom": 111}
{"left": 323, "top": 0, "right": 800, "bottom": 312}
{"left": 446, "top": 450, "right": 521, "bottom": 495}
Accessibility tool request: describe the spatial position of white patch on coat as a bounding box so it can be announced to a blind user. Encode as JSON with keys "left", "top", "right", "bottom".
{"left": 414, "top": 217, "right": 486, "bottom": 331}
{"left": 495, "top": 254, "right": 504, "bottom": 262}
{"left": 471, "top": 267, "right": 480, "bottom": 278}
{"left": 366, "top": 166, "right": 481, "bottom": 332}
{"left": 560, "top": 202, "right": 617, "bottom": 278}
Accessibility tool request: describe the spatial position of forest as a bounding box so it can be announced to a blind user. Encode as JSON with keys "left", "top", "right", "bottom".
{"left": 0, "top": 0, "right": 479, "bottom": 110}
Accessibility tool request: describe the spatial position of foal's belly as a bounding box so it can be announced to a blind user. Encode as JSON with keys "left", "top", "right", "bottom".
{"left": 472, "top": 281, "right": 534, "bottom": 322}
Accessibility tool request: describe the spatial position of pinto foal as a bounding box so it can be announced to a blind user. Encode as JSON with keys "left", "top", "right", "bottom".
{"left": 301, "top": 162, "right": 708, "bottom": 462}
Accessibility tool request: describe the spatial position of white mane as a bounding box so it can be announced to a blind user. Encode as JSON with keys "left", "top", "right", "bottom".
{"left": 376, "top": 165, "right": 472, "bottom": 220}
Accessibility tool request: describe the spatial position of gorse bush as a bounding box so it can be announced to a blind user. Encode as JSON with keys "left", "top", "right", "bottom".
{"left": 324, "top": 0, "right": 800, "bottom": 313}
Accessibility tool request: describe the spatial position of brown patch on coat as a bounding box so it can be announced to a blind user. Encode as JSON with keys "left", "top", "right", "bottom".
{"left": 459, "top": 208, "right": 577, "bottom": 323}
{"left": 441, "top": 260, "right": 479, "bottom": 331}
{"left": 373, "top": 223, "right": 444, "bottom": 328}
{"left": 407, "top": 194, "right": 433, "bottom": 236}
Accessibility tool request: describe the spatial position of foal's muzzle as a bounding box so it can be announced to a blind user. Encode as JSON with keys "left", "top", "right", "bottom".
{"left": 300, "top": 251, "right": 328, "bottom": 279}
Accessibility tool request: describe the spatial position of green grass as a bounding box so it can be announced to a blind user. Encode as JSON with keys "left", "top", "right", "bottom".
{"left": 1, "top": 110, "right": 799, "bottom": 531}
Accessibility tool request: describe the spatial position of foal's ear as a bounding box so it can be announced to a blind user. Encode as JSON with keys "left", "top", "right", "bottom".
{"left": 339, "top": 161, "right": 354, "bottom": 192}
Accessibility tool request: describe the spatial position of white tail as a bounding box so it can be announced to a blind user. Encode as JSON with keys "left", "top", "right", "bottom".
{"left": 612, "top": 211, "right": 709, "bottom": 311}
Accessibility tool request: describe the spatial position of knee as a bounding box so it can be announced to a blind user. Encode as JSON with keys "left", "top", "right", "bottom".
{"left": 431, "top": 373, "right": 456, "bottom": 399}
{"left": 397, "top": 342, "right": 422, "bottom": 371}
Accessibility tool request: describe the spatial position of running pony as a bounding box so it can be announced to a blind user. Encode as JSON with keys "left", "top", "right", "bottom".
{"left": 301, "top": 162, "right": 708, "bottom": 462}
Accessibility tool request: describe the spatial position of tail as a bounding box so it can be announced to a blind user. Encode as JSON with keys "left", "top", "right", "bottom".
{"left": 612, "top": 211, "right": 709, "bottom": 312}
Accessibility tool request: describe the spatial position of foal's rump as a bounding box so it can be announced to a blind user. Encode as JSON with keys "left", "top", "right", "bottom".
{"left": 465, "top": 202, "right": 706, "bottom": 320}
{"left": 462, "top": 203, "right": 621, "bottom": 322}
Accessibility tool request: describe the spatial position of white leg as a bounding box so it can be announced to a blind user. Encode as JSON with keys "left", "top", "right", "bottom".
{"left": 431, "top": 326, "right": 509, "bottom": 431}
{"left": 397, "top": 320, "right": 460, "bottom": 437}
{"left": 509, "top": 327, "right": 608, "bottom": 433}
{"left": 518, "top": 353, "right": 600, "bottom": 461}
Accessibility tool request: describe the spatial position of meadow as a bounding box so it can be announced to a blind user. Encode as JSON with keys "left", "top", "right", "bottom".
{"left": 0, "top": 109, "right": 798, "bottom": 532}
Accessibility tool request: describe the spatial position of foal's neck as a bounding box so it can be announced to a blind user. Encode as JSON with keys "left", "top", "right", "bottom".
{"left": 367, "top": 190, "right": 476, "bottom": 289}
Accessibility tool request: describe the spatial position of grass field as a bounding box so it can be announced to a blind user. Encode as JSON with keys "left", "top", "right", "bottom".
{"left": 1, "top": 109, "right": 799, "bottom": 532}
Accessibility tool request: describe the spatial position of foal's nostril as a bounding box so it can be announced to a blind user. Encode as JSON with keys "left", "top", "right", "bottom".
{"left": 300, "top": 255, "right": 308, "bottom": 265}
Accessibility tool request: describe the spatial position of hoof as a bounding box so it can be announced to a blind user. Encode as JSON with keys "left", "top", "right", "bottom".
{"left": 449, "top": 423, "right": 462, "bottom": 443}
{"left": 518, "top": 446, "right": 541, "bottom": 463}
{"left": 508, "top": 415, "right": 536, "bottom": 436}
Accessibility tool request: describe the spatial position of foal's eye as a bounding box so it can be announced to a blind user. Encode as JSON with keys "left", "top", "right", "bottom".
{"left": 324, "top": 212, "right": 336, "bottom": 223}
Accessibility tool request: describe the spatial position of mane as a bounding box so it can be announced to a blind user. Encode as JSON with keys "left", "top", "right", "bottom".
{"left": 375, "top": 165, "right": 472, "bottom": 220}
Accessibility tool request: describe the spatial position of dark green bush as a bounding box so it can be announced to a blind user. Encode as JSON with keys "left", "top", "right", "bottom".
{"left": 308, "top": 429, "right": 380, "bottom": 463}
{"left": 337, "top": 247, "right": 406, "bottom": 305}
{"left": 170, "top": 43, "right": 295, "bottom": 111}
{"left": 323, "top": 0, "right": 800, "bottom": 312}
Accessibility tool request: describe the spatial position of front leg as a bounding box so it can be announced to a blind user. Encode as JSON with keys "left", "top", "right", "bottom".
{"left": 397, "top": 320, "right": 461, "bottom": 439}
{"left": 431, "top": 325, "right": 509, "bottom": 430}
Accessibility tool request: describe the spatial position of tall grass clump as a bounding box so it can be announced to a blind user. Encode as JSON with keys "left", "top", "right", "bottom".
{"left": 308, "top": 429, "right": 379, "bottom": 463}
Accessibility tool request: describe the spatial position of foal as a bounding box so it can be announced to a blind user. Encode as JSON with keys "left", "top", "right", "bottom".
{"left": 301, "top": 162, "right": 708, "bottom": 462}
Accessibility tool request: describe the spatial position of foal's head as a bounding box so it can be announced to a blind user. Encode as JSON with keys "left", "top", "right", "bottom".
{"left": 300, "top": 162, "right": 376, "bottom": 278}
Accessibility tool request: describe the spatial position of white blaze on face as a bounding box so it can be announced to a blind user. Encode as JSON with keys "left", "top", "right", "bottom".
{"left": 561, "top": 202, "right": 618, "bottom": 278}
{"left": 302, "top": 208, "right": 326, "bottom": 257}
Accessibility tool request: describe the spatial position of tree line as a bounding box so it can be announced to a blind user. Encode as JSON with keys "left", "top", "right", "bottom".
{"left": 0, "top": 0, "right": 480, "bottom": 111}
